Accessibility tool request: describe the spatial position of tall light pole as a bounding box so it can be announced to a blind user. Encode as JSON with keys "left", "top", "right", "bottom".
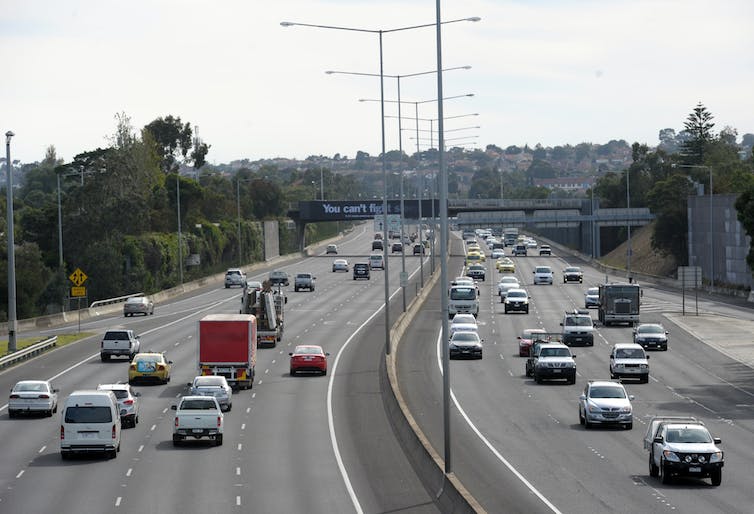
{"left": 176, "top": 175, "right": 183, "bottom": 285}
{"left": 282, "top": 16, "right": 479, "bottom": 355}
{"left": 5, "top": 131, "right": 17, "bottom": 352}
{"left": 591, "top": 177, "right": 596, "bottom": 259}
{"left": 320, "top": 168, "right": 324, "bottom": 200}
{"left": 626, "top": 168, "right": 632, "bottom": 281}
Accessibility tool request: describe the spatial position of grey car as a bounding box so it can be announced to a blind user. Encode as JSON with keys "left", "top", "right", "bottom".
{"left": 188, "top": 376, "right": 233, "bottom": 412}
{"left": 123, "top": 296, "right": 154, "bottom": 317}
{"left": 224, "top": 268, "right": 246, "bottom": 288}
{"left": 579, "top": 380, "right": 634, "bottom": 430}
{"left": 8, "top": 380, "right": 58, "bottom": 417}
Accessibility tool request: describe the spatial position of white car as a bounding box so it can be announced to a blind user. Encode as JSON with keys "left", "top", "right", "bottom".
{"left": 368, "top": 254, "right": 384, "bottom": 270}
{"left": 451, "top": 313, "right": 478, "bottom": 326}
{"left": 450, "top": 313, "right": 479, "bottom": 337}
{"left": 188, "top": 375, "right": 233, "bottom": 412}
{"left": 332, "top": 259, "right": 349, "bottom": 272}
{"left": 579, "top": 380, "right": 634, "bottom": 430}
{"left": 491, "top": 248, "right": 505, "bottom": 260}
{"left": 498, "top": 276, "right": 521, "bottom": 299}
{"left": 97, "top": 383, "right": 141, "bottom": 428}
{"left": 8, "top": 380, "right": 58, "bottom": 417}
{"left": 609, "top": 343, "right": 650, "bottom": 383}
{"left": 584, "top": 287, "right": 600, "bottom": 308}
{"left": 533, "top": 266, "right": 554, "bottom": 285}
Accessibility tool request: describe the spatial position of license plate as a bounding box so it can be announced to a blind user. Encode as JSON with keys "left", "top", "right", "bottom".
{"left": 552, "top": 369, "right": 561, "bottom": 373}
{"left": 79, "top": 432, "right": 96, "bottom": 439}
{"left": 193, "top": 429, "right": 204, "bottom": 434}
{"left": 304, "top": 357, "right": 313, "bottom": 361}
{"left": 689, "top": 466, "right": 701, "bottom": 473}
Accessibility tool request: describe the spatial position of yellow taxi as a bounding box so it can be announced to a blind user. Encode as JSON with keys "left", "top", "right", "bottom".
{"left": 466, "top": 243, "right": 482, "bottom": 253}
{"left": 129, "top": 352, "right": 172, "bottom": 385}
{"left": 497, "top": 257, "right": 516, "bottom": 273}
{"left": 466, "top": 250, "right": 486, "bottom": 262}
{"left": 465, "top": 253, "right": 484, "bottom": 266}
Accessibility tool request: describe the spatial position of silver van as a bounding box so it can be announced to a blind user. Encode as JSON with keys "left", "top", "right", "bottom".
{"left": 60, "top": 390, "right": 121, "bottom": 459}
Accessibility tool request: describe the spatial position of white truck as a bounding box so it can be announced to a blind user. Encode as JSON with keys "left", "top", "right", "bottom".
{"left": 643, "top": 416, "right": 723, "bottom": 486}
{"left": 100, "top": 329, "right": 141, "bottom": 362}
{"left": 171, "top": 396, "right": 224, "bottom": 446}
{"left": 448, "top": 284, "right": 480, "bottom": 319}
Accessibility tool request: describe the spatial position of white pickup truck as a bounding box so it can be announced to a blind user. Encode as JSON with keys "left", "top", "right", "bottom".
{"left": 643, "top": 416, "right": 723, "bottom": 486}
{"left": 171, "top": 396, "right": 224, "bottom": 446}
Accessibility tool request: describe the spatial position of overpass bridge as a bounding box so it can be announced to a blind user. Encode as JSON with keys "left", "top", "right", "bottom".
{"left": 288, "top": 198, "right": 654, "bottom": 257}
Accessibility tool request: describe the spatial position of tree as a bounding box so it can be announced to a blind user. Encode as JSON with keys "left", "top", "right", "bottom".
{"left": 680, "top": 102, "right": 716, "bottom": 164}
{"left": 735, "top": 187, "right": 754, "bottom": 270}
{"left": 527, "top": 159, "right": 556, "bottom": 179}
{"left": 144, "top": 115, "right": 194, "bottom": 173}
{"left": 646, "top": 172, "right": 695, "bottom": 262}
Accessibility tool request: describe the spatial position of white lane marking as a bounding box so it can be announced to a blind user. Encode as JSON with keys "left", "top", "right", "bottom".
{"left": 246, "top": 407, "right": 251, "bottom": 414}
{"left": 251, "top": 393, "right": 256, "bottom": 399}
{"left": 264, "top": 369, "right": 269, "bottom": 374}
{"left": 115, "top": 497, "right": 122, "bottom": 507}
{"left": 271, "top": 359, "right": 276, "bottom": 364}
{"left": 326, "top": 260, "right": 423, "bottom": 514}
{"left": 38, "top": 445, "right": 46, "bottom": 453}
{"left": 16, "top": 470, "right": 24, "bottom": 479}
{"left": 138, "top": 445, "right": 144, "bottom": 453}
{"left": 126, "top": 468, "right": 132, "bottom": 477}
{"left": 236, "top": 496, "right": 241, "bottom": 506}
{"left": 241, "top": 423, "right": 246, "bottom": 430}
{"left": 435, "top": 331, "right": 563, "bottom": 514}
{"left": 237, "top": 443, "right": 242, "bottom": 451}
{"left": 150, "top": 424, "right": 156, "bottom": 431}
{"left": 162, "top": 408, "right": 168, "bottom": 414}
{"left": 236, "top": 467, "right": 241, "bottom": 476}
{"left": 0, "top": 295, "right": 237, "bottom": 412}
{"left": 174, "top": 342, "right": 180, "bottom": 346}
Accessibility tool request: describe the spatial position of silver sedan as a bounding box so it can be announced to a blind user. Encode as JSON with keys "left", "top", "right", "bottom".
{"left": 188, "top": 375, "right": 233, "bottom": 411}
{"left": 8, "top": 380, "right": 58, "bottom": 417}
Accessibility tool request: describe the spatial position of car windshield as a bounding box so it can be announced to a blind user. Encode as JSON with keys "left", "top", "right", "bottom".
{"left": 450, "top": 288, "right": 476, "bottom": 300}
{"left": 522, "top": 330, "right": 545, "bottom": 339}
{"left": 452, "top": 314, "right": 476, "bottom": 325}
{"left": 295, "top": 346, "right": 323, "bottom": 355}
{"left": 196, "top": 377, "right": 226, "bottom": 387}
{"left": 452, "top": 333, "right": 479, "bottom": 343}
{"left": 110, "top": 390, "right": 129, "bottom": 399}
{"left": 535, "top": 267, "right": 551, "bottom": 274}
{"left": 616, "top": 348, "right": 645, "bottom": 359}
{"left": 589, "top": 386, "right": 626, "bottom": 399}
{"left": 501, "top": 277, "right": 518, "bottom": 284}
{"left": 566, "top": 316, "right": 592, "bottom": 326}
{"left": 508, "top": 291, "right": 526, "bottom": 298}
{"left": 565, "top": 268, "right": 579, "bottom": 272}
{"left": 126, "top": 297, "right": 145, "bottom": 304}
{"left": 638, "top": 325, "right": 664, "bottom": 334}
{"left": 14, "top": 382, "right": 47, "bottom": 392}
{"left": 587, "top": 288, "right": 599, "bottom": 295}
{"left": 665, "top": 427, "right": 712, "bottom": 443}
{"left": 540, "top": 347, "right": 571, "bottom": 357}
{"left": 181, "top": 399, "right": 217, "bottom": 410}
{"left": 65, "top": 406, "right": 112, "bottom": 423}
{"left": 104, "top": 331, "right": 129, "bottom": 340}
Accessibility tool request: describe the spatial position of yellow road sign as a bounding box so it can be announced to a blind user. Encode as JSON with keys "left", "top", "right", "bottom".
{"left": 69, "top": 268, "right": 88, "bottom": 287}
{"left": 71, "top": 286, "right": 86, "bottom": 297}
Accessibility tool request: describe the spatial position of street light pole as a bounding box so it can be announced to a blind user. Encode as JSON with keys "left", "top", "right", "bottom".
{"left": 237, "top": 178, "right": 242, "bottom": 266}
{"left": 176, "top": 175, "right": 183, "bottom": 285}
{"left": 5, "top": 131, "right": 17, "bottom": 352}
{"left": 320, "top": 167, "right": 324, "bottom": 201}
{"left": 626, "top": 168, "right": 632, "bottom": 281}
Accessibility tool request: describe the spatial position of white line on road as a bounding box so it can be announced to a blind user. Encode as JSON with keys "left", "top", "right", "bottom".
{"left": 236, "top": 467, "right": 241, "bottom": 476}
{"left": 162, "top": 407, "right": 168, "bottom": 414}
{"left": 38, "top": 445, "right": 46, "bottom": 453}
{"left": 237, "top": 444, "right": 242, "bottom": 451}
{"left": 126, "top": 468, "right": 132, "bottom": 477}
{"left": 16, "top": 470, "right": 24, "bottom": 479}
{"left": 150, "top": 424, "right": 156, "bottom": 431}
{"left": 236, "top": 496, "right": 241, "bottom": 506}
{"left": 246, "top": 407, "right": 251, "bottom": 413}
{"left": 138, "top": 445, "right": 144, "bottom": 453}
{"left": 115, "top": 497, "right": 122, "bottom": 507}
{"left": 435, "top": 330, "right": 563, "bottom": 514}
{"left": 241, "top": 423, "right": 246, "bottom": 430}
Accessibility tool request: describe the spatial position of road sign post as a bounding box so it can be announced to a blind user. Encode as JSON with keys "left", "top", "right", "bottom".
{"left": 678, "top": 266, "right": 701, "bottom": 316}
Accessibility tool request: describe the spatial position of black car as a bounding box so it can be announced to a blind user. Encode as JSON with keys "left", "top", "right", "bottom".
{"left": 353, "top": 263, "right": 370, "bottom": 280}
{"left": 466, "top": 264, "right": 486, "bottom": 281}
{"left": 391, "top": 242, "right": 403, "bottom": 253}
{"left": 371, "top": 240, "right": 384, "bottom": 251}
{"left": 413, "top": 244, "right": 425, "bottom": 255}
{"left": 269, "top": 270, "right": 290, "bottom": 286}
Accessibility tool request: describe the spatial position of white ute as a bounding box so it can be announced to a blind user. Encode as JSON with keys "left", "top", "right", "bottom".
{"left": 171, "top": 396, "right": 224, "bottom": 446}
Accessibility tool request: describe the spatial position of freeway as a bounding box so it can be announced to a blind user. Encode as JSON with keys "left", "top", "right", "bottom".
{"left": 399, "top": 234, "right": 754, "bottom": 514}
{"left": 0, "top": 225, "right": 439, "bottom": 514}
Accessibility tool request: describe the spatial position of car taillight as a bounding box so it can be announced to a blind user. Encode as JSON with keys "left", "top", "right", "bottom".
{"left": 130, "top": 364, "right": 136, "bottom": 370}
{"left": 157, "top": 365, "right": 165, "bottom": 370}
{"left": 112, "top": 425, "right": 117, "bottom": 439}
{"left": 217, "top": 416, "right": 222, "bottom": 427}
{"left": 175, "top": 417, "right": 179, "bottom": 428}
{"left": 101, "top": 341, "right": 104, "bottom": 348}
{"left": 123, "top": 399, "right": 134, "bottom": 405}
{"left": 9, "top": 394, "right": 19, "bottom": 399}
{"left": 38, "top": 394, "right": 50, "bottom": 399}
{"left": 60, "top": 426, "right": 65, "bottom": 440}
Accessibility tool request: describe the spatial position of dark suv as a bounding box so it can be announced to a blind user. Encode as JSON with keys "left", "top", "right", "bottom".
{"left": 353, "top": 263, "right": 370, "bottom": 280}
{"left": 372, "top": 240, "right": 384, "bottom": 251}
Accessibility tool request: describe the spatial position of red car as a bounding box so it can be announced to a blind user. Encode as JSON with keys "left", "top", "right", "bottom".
{"left": 289, "top": 345, "right": 330, "bottom": 376}
{"left": 518, "top": 328, "right": 547, "bottom": 357}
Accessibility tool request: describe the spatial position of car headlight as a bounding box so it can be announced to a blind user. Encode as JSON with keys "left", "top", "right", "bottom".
{"left": 619, "top": 406, "right": 632, "bottom": 413}
{"left": 662, "top": 450, "right": 681, "bottom": 462}
{"left": 587, "top": 402, "right": 601, "bottom": 413}
{"left": 640, "top": 364, "right": 648, "bottom": 369}
{"left": 709, "top": 451, "right": 723, "bottom": 463}
{"left": 449, "top": 343, "right": 458, "bottom": 349}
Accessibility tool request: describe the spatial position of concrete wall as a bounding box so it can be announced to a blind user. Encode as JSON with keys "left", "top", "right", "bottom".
{"left": 688, "top": 194, "right": 753, "bottom": 289}
{"left": 263, "top": 220, "right": 280, "bottom": 261}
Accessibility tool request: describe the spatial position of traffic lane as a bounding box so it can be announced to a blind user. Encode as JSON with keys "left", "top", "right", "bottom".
{"left": 412, "top": 251, "right": 752, "bottom": 505}
{"left": 398, "top": 255, "right": 554, "bottom": 513}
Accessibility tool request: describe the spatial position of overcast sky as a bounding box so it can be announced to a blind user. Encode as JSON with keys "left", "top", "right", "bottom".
{"left": 2, "top": 0, "right": 753, "bottom": 165}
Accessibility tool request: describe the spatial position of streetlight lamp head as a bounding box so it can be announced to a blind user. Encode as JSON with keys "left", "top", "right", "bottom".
{"left": 467, "top": 17, "right": 482, "bottom": 22}
{"left": 280, "top": 21, "right": 294, "bottom": 27}
{"left": 5, "top": 131, "right": 14, "bottom": 140}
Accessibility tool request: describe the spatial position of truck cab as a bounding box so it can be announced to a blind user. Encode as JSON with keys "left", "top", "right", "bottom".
{"left": 448, "top": 285, "right": 480, "bottom": 319}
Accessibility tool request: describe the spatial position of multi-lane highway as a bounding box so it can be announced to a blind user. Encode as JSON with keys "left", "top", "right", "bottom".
{"left": 399, "top": 235, "right": 754, "bottom": 513}
{"left": 0, "top": 225, "right": 439, "bottom": 514}
{"left": 3, "top": 226, "right": 754, "bottom": 514}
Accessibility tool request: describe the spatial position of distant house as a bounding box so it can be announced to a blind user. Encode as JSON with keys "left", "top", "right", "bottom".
{"left": 533, "top": 176, "right": 595, "bottom": 193}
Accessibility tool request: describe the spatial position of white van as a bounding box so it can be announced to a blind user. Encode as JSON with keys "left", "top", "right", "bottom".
{"left": 60, "top": 390, "right": 121, "bottom": 459}
{"left": 448, "top": 285, "right": 480, "bottom": 319}
{"left": 369, "top": 253, "right": 384, "bottom": 270}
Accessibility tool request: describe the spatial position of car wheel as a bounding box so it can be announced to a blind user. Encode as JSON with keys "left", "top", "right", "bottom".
{"left": 534, "top": 375, "right": 542, "bottom": 384}
{"left": 294, "top": 287, "right": 298, "bottom": 292}
{"left": 290, "top": 370, "right": 296, "bottom": 376}
{"left": 101, "top": 354, "right": 109, "bottom": 362}
{"left": 108, "top": 448, "right": 118, "bottom": 459}
{"left": 579, "top": 409, "right": 585, "bottom": 425}
{"left": 641, "top": 375, "right": 649, "bottom": 384}
{"left": 662, "top": 345, "right": 668, "bottom": 351}
{"left": 172, "top": 435, "right": 182, "bottom": 446}
{"left": 61, "top": 451, "right": 71, "bottom": 460}
{"left": 46, "top": 409, "right": 53, "bottom": 417}
{"left": 584, "top": 417, "right": 592, "bottom": 429}
{"left": 53, "top": 404, "right": 58, "bottom": 414}
{"left": 8, "top": 410, "right": 16, "bottom": 418}
{"left": 648, "top": 452, "right": 659, "bottom": 477}
{"left": 525, "top": 307, "right": 529, "bottom": 314}
{"left": 322, "top": 368, "right": 327, "bottom": 376}
{"left": 135, "top": 415, "right": 139, "bottom": 425}
{"left": 215, "top": 434, "right": 223, "bottom": 446}
{"left": 710, "top": 469, "right": 722, "bottom": 486}
{"left": 660, "top": 459, "right": 672, "bottom": 484}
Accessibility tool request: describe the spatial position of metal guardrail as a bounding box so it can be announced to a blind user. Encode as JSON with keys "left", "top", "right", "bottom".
{"left": 0, "top": 336, "right": 58, "bottom": 369}
{"left": 90, "top": 293, "right": 144, "bottom": 309}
